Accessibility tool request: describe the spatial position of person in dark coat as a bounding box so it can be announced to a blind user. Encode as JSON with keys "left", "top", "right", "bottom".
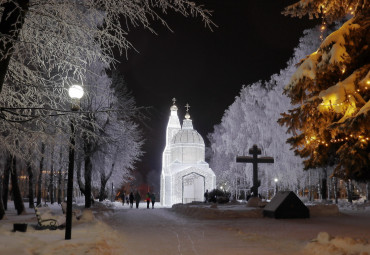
{"left": 121, "top": 192, "right": 126, "bottom": 205}
{"left": 150, "top": 193, "right": 156, "bottom": 209}
{"left": 204, "top": 189, "right": 209, "bottom": 203}
{"left": 135, "top": 191, "right": 141, "bottom": 209}
{"left": 145, "top": 192, "right": 151, "bottom": 209}
{"left": 129, "top": 192, "right": 134, "bottom": 208}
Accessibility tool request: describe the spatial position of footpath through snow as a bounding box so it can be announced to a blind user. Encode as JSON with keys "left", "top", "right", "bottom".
{"left": 1, "top": 200, "right": 370, "bottom": 254}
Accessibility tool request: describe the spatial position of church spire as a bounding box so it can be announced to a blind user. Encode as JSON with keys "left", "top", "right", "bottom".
{"left": 185, "top": 103, "right": 191, "bottom": 120}
{"left": 183, "top": 102, "right": 193, "bottom": 129}
{"left": 170, "top": 97, "right": 178, "bottom": 113}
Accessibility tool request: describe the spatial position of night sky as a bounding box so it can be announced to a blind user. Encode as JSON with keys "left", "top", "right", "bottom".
{"left": 116, "top": 0, "right": 318, "bottom": 189}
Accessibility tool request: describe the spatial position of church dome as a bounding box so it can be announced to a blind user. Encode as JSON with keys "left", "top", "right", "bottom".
{"left": 170, "top": 118, "right": 205, "bottom": 164}
{"left": 172, "top": 129, "right": 204, "bottom": 145}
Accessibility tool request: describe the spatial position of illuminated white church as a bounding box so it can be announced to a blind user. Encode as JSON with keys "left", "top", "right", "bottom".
{"left": 160, "top": 99, "right": 216, "bottom": 206}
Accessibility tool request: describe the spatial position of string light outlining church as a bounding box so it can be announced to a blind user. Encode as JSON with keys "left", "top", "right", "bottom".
{"left": 160, "top": 98, "right": 216, "bottom": 206}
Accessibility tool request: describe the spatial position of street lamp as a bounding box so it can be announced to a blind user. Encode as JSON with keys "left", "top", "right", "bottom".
{"left": 274, "top": 178, "right": 278, "bottom": 196}
{"left": 65, "top": 84, "right": 84, "bottom": 240}
{"left": 68, "top": 85, "right": 84, "bottom": 110}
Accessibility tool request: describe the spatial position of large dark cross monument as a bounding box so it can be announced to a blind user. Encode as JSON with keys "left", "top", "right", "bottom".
{"left": 236, "top": 144, "right": 274, "bottom": 197}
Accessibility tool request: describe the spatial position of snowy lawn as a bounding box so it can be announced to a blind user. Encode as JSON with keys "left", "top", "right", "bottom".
{"left": 0, "top": 202, "right": 125, "bottom": 255}
{"left": 1, "top": 200, "right": 370, "bottom": 254}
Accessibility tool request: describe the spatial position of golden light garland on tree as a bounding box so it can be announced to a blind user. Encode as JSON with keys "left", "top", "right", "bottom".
{"left": 318, "top": 75, "right": 369, "bottom": 113}
{"left": 319, "top": 86, "right": 368, "bottom": 107}
{"left": 280, "top": 0, "right": 370, "bottom": 180}
{"left": 305, "top": 134, "right": 369, "bottom": 147}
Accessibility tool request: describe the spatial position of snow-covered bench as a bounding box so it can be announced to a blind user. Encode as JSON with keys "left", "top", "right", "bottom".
{"left": 34, "top": 206, "right": 66, "bottom": 230}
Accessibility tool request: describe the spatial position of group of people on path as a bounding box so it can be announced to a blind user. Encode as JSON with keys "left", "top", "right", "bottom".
{"left": 123, "top": 191, "right": 156, "bottom": 209}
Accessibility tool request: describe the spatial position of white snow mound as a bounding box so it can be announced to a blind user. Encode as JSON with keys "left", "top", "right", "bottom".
{"left": 304, "top": 232, "right": 370, "bottom": 255}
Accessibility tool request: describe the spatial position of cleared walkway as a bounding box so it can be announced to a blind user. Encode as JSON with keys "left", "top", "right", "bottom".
{"left": 102, "top": 203, "right": 370, "bottom": 255}
{"left": 103, "top": 203, "right": 303, "bottom": 255}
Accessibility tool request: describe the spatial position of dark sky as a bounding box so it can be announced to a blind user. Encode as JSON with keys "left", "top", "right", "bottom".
{"left": 116, "top": 0, "right": 318, "bottom": 189}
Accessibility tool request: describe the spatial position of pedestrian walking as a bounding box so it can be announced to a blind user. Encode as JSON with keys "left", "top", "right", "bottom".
{"left": 135, "top": 191, "right": 141, "bottom": 209}
{"left": 146, "top": 192, "right": 151, "bottom": 209}
{"left": 121, "top": 192, "right": 126, "bottom": 206}
{"left": 129, "top": 192, "right": 134, "bottom": 208}
{"left": 204, "top": 189, "right": 209, "bottom": 203}
{"left": 150, "top": 193, "right": 156, "bottom": 209}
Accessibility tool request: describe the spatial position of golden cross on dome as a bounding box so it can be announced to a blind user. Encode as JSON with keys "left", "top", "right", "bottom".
{"left": 185, "top": 103, "right": 190, "bottom": 112}
{"left": 172, "top": 98, "right": 176, "bottom": 105}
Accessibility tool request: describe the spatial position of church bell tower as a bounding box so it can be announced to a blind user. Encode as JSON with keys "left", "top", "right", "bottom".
{"left": 160, "top": 98, "right": 181, "bottom": 205}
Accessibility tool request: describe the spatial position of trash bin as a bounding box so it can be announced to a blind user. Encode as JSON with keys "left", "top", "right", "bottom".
{"left": 13, "top": 223, "right": 28, "bottom": 232}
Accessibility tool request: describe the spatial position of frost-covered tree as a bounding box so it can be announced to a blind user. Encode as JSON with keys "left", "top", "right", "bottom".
{"left": 209, "top": 26, "right": 322, "bottom": 198}
{"left": 75, "top": 68, "right": 143, "bottom": 206}
{"left": 279, "top": 0, "right": 369, "bottom": 181}
{"left": 90, "top": 73, "right": 143, "bottom": 202}
{"left": 0, "top": 0, "right": 210, "bottom": 210}
{"left": 0, "top": 0, "right": 213, "bottom": 163}
{"left": 0, "top": 0, "right": 213, "bottom": 92}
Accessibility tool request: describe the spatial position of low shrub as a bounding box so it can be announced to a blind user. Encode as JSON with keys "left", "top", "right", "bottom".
{"left": 208, "top": 189, "right": 230, "bottom": 204}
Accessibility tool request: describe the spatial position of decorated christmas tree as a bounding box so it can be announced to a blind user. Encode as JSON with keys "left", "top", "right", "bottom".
{"left": 279, "top": 0, "right": 369, "bottom": 181}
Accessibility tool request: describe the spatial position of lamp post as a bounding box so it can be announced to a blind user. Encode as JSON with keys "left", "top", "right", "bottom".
{"left": 274, "top": 178, "right": 278, "bottom": 196}
{"left": 65, "top": 85, "right": 84, "bottom": 240}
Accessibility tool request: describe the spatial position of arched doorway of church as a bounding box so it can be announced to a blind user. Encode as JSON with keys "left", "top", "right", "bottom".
{"left": 182, "top": 172, "right": 205, "bottom": 203}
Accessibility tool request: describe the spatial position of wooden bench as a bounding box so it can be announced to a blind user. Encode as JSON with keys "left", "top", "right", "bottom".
{"left": 34, "top": 205, "right": 66, "bottom": 230}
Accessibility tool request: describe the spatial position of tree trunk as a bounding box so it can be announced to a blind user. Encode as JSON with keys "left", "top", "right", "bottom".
{"left": 57, "top": 168, "right": 62, "bottom": 204}
{"left": 37, "top": 143, "right": 45, "bottom": 206}
{"left": 10, "top": 156, "right": 26, "bottom": 215}
{"left": 0, "top": 176, "right": 5, "bottom": 219}
{"left": 57, "top": 147, "right": 63, "bottom": 204}
{"left": 2, "top": 156, "right": 11, "bottom": 210}
{"left": 54, "top": 186, "right": 56, "bottom": 204}
{"left": 49, "top": 149, "right": 54, "bottom": 204}
{"left": 84, "top": 153, "right": 93, "bottom": 208}
{"left": 26, "top": 160, "right": 34, "bottom": 208}
{"left": 36, "top": 169, "right": 42, "bottom": 206}
{"left": 327, "top": 177, "right": 332, "bottom": 200}
{"left": 0, "top": 0, "right": 30, "bottom": 94}
{"left": 367, "top": 182, "right": 370, "bottom": 202}
{"left": 347, "top": 179, "right": 353, "bottom": 204}
{"left": 99, "top": 163, "right": 115, "bottom": 201}
{"left": 76, "top": 159, "right": 86, "bottom": 196}
{"left": 44, "top": 165, "right": 49, "bottom": 205}
{"left": 321, "top": 168, "right": 327, "bottom": 200}
{"left": 333, "top": 177, "right": 338, "bottom": 204}
{"left": 308, "top": 170, "right": 313, "bottom": 201}
{"left": 99, "top": 175, "right": 107, "bottom": 202}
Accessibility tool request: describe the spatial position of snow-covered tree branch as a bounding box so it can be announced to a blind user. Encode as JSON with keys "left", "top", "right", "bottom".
{"left": 208, "top": 27, "right": 323, "bottom": 198}
{"left": 280, "top": 0, "right": 369, "bottom": 181}
{"left": 0, "top": 0, "right": 213, "bottom": 162}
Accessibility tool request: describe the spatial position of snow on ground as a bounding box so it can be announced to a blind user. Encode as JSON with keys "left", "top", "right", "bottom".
{"left": 1, "top": 199, "right": 370, "bottom": 254}
{"left": 0, "top": 202, "right": 125, "bottom": 255}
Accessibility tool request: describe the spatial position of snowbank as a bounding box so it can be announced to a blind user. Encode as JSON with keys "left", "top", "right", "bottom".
{"left": 172, "top": 203, "right": 263, "bottom": 219}
{"left": 0, "top": 220, "right": 125, "bottom": 255}
{"left": 307, "top": 204, "right": 340, "bottom": 217}
{"left": 304, "top": 232, "right": 370, "bottom": 255}
{"left": 172, "top": 202, "right": 340, "bottom": 219}
{"left": 0, "top": 202, "right": 125, "bottom": 255}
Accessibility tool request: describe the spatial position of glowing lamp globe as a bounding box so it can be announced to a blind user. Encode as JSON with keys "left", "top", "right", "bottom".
{"left": 68, "top": 85, "right": 84, "bottom": 99}
{"left": 274, "top": 178, "right": 278, "bottom": 183}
